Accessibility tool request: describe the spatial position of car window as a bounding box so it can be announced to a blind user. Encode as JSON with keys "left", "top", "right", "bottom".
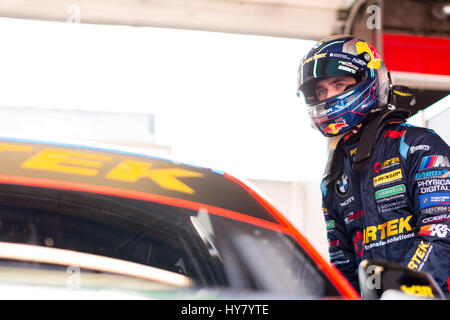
{"left": 0, "top": 184, "right": 340, "bottom": 298}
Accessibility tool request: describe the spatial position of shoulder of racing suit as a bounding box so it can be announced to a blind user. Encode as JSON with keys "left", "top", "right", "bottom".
{"left": 321, "top": 121, "right": 450, "bottom": 296}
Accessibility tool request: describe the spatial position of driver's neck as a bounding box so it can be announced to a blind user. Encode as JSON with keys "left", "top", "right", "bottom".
{"left": 329, "top": 134, "right": 345, "bottom": 150}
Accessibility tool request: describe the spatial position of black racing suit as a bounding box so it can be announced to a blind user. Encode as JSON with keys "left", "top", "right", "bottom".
{"left": 321, "top": 118, "right": 450, "bottom": 297}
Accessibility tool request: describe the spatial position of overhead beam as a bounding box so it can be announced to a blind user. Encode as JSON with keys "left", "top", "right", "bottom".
{"left": 0, "top": 0, "right": 349, "bottom": 40}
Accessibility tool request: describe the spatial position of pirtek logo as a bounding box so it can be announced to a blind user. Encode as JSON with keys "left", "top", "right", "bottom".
{"left": 364, "top": 215, "right": 413, "bottom": 244}
{"left": 408, "top": 241, "right": 431, "bottom": 271}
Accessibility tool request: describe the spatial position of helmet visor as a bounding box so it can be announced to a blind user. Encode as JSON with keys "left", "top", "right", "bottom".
{"left": 298, "top": 57, "right": 365, "bottom": 105}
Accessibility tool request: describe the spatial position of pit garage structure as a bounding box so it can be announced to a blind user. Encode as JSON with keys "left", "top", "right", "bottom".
{"left": 0, "top": 0, "right": 448, "bottom": 258}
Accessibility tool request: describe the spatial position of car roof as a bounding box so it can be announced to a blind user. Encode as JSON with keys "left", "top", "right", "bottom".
{"left": 0, "top": 136, "right": 360, "bottom": 299}
{"left": 0, "top": 136, "right": 283, "bottom": 229}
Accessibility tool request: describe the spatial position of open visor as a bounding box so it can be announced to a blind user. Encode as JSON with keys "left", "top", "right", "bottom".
{"left": 298, "top": 57, "right": 366, "bottom": 105}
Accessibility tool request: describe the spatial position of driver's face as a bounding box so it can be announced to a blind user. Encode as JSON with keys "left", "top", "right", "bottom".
{"left": 315, "top": 76, "right": 357, "bottom": 102}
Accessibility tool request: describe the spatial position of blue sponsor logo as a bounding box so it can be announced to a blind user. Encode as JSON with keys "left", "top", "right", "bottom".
{"left": 419, "top": 192, "right": 450, "bottom": 209}
{"left": 415, "top": 169, "right": 449, "bottom": 180}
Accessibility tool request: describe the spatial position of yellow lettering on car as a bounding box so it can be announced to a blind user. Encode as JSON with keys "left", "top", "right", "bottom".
{"left": 106, "top": 159, "right": 203, "bottom": 194}
{"left": 21, "top": 149, "right": 112, "bottom": 176}
{"left": 0, "top": 143, "right": 33, "bottom": 153}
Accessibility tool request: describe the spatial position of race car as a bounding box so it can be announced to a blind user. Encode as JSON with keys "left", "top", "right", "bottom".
{"left": 0, "top": 136, "right": 441, "bottom": 300}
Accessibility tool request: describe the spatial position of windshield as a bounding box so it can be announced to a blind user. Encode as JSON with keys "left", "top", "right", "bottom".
{"left": 0, "top": 183, "right": 340, "bottom": 298}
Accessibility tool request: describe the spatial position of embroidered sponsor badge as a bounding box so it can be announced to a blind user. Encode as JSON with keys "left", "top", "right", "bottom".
{"left": 326, "top": 220, "right": 335, "bottom": 231}
{"left": 373, "top": 169, "right": 403, "bottom": 187}
{"left": 418, "top": 224, "right": 450, "bottom": 238}
{"left": 419, "top": 155, "right": 450, "bottom": 170}
{"left": 419, "top": 192, "right": 450, "bottom": 209}
{"left": 375, "top": 184, "right": 406, "bottom": 200}
{"left": 335, "top": 173, "right": 350, "bottom": 196}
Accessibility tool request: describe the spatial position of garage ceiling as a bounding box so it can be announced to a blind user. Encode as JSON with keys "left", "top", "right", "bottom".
{"left": 0, "top": 0, "right": 448, "bottom": 113}
{"left": 0, "top": 0, "right": 353, "bottom": 40}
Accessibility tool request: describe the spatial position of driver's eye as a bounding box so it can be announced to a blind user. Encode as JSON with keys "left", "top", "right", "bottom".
{"left": 316, "top": 89, "right": 326, "bottom": 98}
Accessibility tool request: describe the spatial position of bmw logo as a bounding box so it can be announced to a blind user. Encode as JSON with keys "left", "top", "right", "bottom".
{"left": 336, "top": 173, "right": 350, "bottom": 197}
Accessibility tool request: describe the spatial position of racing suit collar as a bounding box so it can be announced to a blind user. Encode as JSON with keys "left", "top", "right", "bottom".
{"left": 323, "top": 108, "right": 410, "bottom": 186}
{"left": 352, "top": 108, "right": 410, "bottom": 173}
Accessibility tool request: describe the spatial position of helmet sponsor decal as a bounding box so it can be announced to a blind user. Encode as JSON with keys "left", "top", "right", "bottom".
{"left": 356, "top": 41, "right": 381, "bottom": 69}
{"left": 302, "top": 53, "right": 327, "bottom": 66}
{"left": 337, "top": 61, "right": 359, "bottom": 75}
{"left": 324, "top": 120, "right": 348, "bottom": 135}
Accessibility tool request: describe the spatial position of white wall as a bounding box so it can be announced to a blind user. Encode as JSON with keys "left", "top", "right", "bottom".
{"left": 249, "top": 178, "right": 330, "bottom": 261}
{"left": 427, "top": 106, "right": 450, "bottom": 144}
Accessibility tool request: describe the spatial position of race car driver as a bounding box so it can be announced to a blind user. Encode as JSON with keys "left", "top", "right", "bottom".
{"left": 296, "top": 35, "right": 450, "bottom": 296}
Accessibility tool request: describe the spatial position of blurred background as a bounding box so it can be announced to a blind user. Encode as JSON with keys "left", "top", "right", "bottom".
{"left": 0, "top": 0, "right": 448, "bottom": 259}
